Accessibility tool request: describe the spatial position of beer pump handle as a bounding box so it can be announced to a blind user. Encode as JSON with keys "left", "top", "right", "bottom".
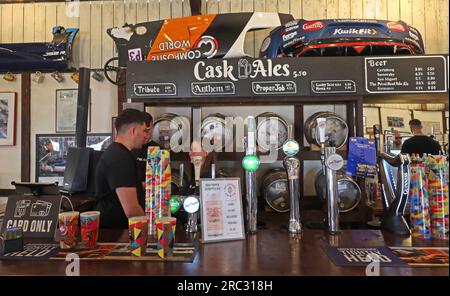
{"left": 179, "top": 163, "right": 184, "bottom": 188}
{"left": 211, "top": 163, "right": 216, "bottom": 179}
{"left": 288, "top": 125, "right": 293, "bottom": 139}
{"left": 247, "top": 116, "right": 256, "bottom": 155}
{"left": 316, "top": 118, "right": 327, "bottom": 144}
{"left": 317, "top": 118, "right": 327, "bottom": 172}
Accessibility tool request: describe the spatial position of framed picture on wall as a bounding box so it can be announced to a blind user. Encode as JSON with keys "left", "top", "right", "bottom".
{"left": 0, "top": 92, "right": 16, "bottom": 146}
{"left": 55, "top": 89, "right": 91, "bottom": 133}
{"left": 35, "top": 133, "right": 113, "bottom": 184}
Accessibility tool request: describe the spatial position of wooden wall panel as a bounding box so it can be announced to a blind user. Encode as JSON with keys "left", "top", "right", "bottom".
{"left": 90, "top": 2, "right": 102, "bottom": 69}
{"left": 101, "top": 1, "right": 114, "bottom": 68}
{"left": 23, "top": 3, "right": 35, "bottom": 42}
{"left": 1, "top": 4, "right": 13, "bottom": 43}
{"left": 338, "top": 0, "right": 351, "bottom": 18}
{"left": 425, "top": 0, "right": 439, "bottom": 53}
{"left": 44, "top": 3, "right": 57, "bottom": 42}
{"left": 350, "top": 0, "right": 363, "bottom": 18}
{"left": 437, "top": 0, "right": 449, "bottom": 53}
{"left": 148, "top": 0, "right": 160, "bottom": 20}
{"left": 290, "top": 0, "right": 302, "bottom": 19}
{"left": 387, "top": 0, "right": 400, "bottom": 21}
{"left": 79, "top": 2, "right": 91, "bottom": 68}
{"left": 12, "top": 4, "right": 24, "bottom": 43}
{"left": 207, "top": 0, "right": 219, "bottom": 14}
{"left": 327, "top": 0, "right": 340, "bottom": 19}
{"left": 172, "top": 0, "right": 183, "bottom": 19}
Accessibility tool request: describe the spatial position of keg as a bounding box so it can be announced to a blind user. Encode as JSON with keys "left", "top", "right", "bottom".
{"left": 260, "top": 169, "right": 289, "bottom": 213}
{"left": 201, "top": 113, "right": 233, "bottom": 151}
{"left": 256, "top": 112, "right": 289, "bottom": 151}
{"left": 314, "top": 169, "right": 361, "bottom": 212}
{"left": 304, "top": 111, "right": 348, "bottom": 148}
{"left": 152, "top": 113, "right": 189, "bottom": 150}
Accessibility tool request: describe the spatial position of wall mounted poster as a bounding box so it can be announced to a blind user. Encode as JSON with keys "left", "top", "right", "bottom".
{"left": 387, "top": 116, "right": 405, "bottom": 128}
{"left": 0, "top": 92, "right": 16, "bottom": 146}
{"left": 55, "top": 89, "right": 91, "bottom": 133}
{"left": 200, "top": 178, "right": 245, "bottom": 243}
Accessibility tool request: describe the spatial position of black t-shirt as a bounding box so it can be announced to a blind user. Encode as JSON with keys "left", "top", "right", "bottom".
{"left": 400, "top": 135, "right": 442, "bottom": 156}
{"left": 95, "top": 142, "right": 145, "bottom": 229}
{"left": 131, "top": 141, "right": 161, "bottom": 183}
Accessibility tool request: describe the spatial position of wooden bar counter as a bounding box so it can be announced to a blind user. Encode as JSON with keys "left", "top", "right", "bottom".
{"left": 0, "top": 229, "right": 448, "bottom": 276}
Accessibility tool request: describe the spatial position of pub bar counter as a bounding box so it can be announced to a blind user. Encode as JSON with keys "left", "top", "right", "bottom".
{"left": 0, "top": 228, "right": 448, "bottom": 276}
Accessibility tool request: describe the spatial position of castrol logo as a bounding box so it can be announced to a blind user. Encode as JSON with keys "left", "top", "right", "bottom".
{"left": 302, "top": 21, "right": 324, "bottom": 31}
{"left": 387, "top": 22, "right": 405, "bottom": 32}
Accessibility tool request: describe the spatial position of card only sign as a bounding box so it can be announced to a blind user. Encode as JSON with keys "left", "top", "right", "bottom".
{"left": 1, "top": 195, "right": 61, "bottom": 238}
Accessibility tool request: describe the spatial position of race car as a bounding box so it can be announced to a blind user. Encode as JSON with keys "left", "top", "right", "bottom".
{"left": 260, "top": 19, "right": 424, "bottom": 58}
{"left": 0, "top": 26, "right": 79, "bottom": 72}
{"left": 105, "top": 12, "right": 294, "bottom": 84}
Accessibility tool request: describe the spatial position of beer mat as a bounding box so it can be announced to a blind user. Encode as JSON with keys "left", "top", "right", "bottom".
{"left": 0, "top": 243, "right": 60, "bottom": 260}
{"left": 388, "top": 247, "right": 449, "bottom": 267}
{"left": 50, "top": 242, "right": 197, "bottom": 262}
{"left": 323, "top": 246, "right": 449, "bottom": 267}
{"left": 323, "top": 246, "right": 407, "bottom": 267}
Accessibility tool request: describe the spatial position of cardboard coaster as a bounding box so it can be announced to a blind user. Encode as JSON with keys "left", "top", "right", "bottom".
{"left": 50, "top": 242, "right": 197, "bottom": 262}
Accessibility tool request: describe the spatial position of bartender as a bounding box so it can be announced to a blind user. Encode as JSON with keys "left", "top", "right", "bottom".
{"left": 401, "top": 119, "right": 441, "bottom": 156}
{"left": 132, "top": 112, "right": 161, "bottom": 186}
{"left": 95, "top": 109, "right": 147, "bottom": 229}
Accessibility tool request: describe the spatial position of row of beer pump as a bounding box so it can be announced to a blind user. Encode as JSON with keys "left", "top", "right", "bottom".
{"left": 169, "top": 116, "right": 343, "bottom": 235}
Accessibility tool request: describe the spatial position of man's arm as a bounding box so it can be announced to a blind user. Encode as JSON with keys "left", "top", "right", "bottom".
{"left": 116, "top": 187, "right": 145, "bottom": 218}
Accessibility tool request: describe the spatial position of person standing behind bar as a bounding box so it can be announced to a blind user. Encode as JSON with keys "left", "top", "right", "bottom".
{"left": 95, "top": 109, "right": 147, "bottom": 229}
{"left": 401, "top": 119, "right": 442, "bottom": 156}
{"left": 132, "top": 112, "right": 161, "bottom": 187}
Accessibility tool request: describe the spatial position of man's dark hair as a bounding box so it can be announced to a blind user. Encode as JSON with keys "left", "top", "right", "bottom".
{"left": 115, "top": 109, "right": 147, "bottom": 134}
{"left": 409, "top": 119, "right": 423, "bottom": 129}
{"left": 144, "top": 112, "right": 153, "bottom": 127}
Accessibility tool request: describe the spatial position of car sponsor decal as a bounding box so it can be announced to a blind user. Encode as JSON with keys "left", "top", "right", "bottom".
{"left": 404, "top": 37, "right": 421, "bottom": 49}
{"left": 332, "top": 28, "right": 377, "bottom": 35}
{"left": 302, "top": 21, "right": 324, "bottom": 31}
{"left": 282, "top": 31, "right": 298, "bottom": 42}
{"left": 282, "top": 36, "right": 306, "bottom": 48}
{"left": 408, "top": 31, "right": 419, "bottom": 41}
{"left": 387, "top": 22, "right": 405, "bottom": 32}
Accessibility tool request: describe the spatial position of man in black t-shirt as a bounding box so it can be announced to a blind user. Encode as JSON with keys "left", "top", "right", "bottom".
{"left": 132, "top": 112, "right": 161, "bottom": 186}
{"left": 95, "top": 109, "right": 148, "bottom": 229}
{"left": 401, "top": 119, "right": 442, "bottom": 156}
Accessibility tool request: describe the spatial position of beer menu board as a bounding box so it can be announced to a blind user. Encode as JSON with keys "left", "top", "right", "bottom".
{"left": 199, "top": 178, "right": 245, "bottom": 243}
{"left": 364, "top": 56, "right": 448, "bottom": 93}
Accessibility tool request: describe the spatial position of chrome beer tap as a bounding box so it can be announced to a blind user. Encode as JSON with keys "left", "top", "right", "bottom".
{"left": 242, "top": 116, "right": 260, "bottom": 234}
{"left": 317, "top": 118, "right": 343, "bottom": 234}
{"left": 282, "top": 125, "right": 302, "bottom": 234}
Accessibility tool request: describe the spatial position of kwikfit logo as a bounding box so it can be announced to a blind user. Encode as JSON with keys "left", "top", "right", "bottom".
{"left": 302, "top": 21, "right": 324, "bottom": 31}
{"left": 333, "top": 28, "right": 377, "bottom": 35}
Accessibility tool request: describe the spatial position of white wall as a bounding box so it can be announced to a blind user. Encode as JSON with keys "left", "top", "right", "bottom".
{"left": 0, "top": 77, "right": 21, "bottom": 189}
{"left": 412, "top": 110, "right": 444, "bottom": 134}
{"left": 363, "top": 107, "right": 380, "bottom": 136}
